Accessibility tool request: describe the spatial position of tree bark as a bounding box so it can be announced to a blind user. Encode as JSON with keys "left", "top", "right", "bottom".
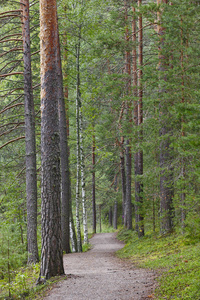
{"left": 92, "top": 132, "right": 96, "bottom": 233}
{"left": 38, "top": 0, "right": 64, "bottom": 281}
{"left": 58, "top": 35, "right": 71, "bottom": 254}
{"left": 113, "top": 201, "right": 118, "bottom": 230}
{"left": 75, "top": 41, "right": 82, "bottom": 253}
{"left": 135, "top": 0, "right": 144, "bottom": 238}
{"left": 20, "top": 0, "right": 39, "bottom": 264}
{"left": 124, "top": 0, "right": 132, "bottom": 230}
{"left": 120, "top": 147, "right": 126, "bottom": 226}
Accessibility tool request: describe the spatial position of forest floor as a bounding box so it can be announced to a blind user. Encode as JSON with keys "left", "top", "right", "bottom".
{"left": 44, "top": 232, "right": 157, "bottom": 300}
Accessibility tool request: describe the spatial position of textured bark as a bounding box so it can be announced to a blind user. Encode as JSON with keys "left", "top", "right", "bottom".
{"left": 180, "top": 20, "right": 186, "bottom": 230}
{"left": 21, "top": 0, "right": 39, "bottom": 264}
{"left": 124, "top": 0, "right": 132, "bottom": 230}
{"left": 92, "top": 133, "right": 96, "bottom": 233}
{"left": 157, "top": 0, "right": 174, "bottom": 233}
{"left": 58, "top": 36, "right": 71, "bottom": 254}
{"left": 39, "top": 0, "right": 64, "bottom": 280}
{"left": 75, "top": 41, "right": 82, "bottom": 253}
{"left": 120, "top": 149, "right": 126, "bottom": 225}
{"left": 135, "top": 0, "right": 144, "bottom": 238}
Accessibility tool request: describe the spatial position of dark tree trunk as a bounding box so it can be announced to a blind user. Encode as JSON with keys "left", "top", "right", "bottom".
{"left": 99, "top": 205, "right": 102, "bottom": 232}
{"left": 125, "top": 141, "right": 132, "bottom": 230}
{"left": 120, "top": 149, "right": 126, "bottom": 225}
{"left": 109, "top": 207, "right": 113, "bottom": 227}
{"left": 58, "top": 36, "right": 71, "bottom": 254}
{"left": 113, "top": 201, "right": 118, "bottom": 230}
{"left": 135, "top": 0, "right": 144, "bottom": 237}
{"left": 38, "top": 0, "right": 64, "bottom": 281}
{"left": 75, "top": 41, "right": 82, "bottom": 253}
{"left": 21, "top": 0, "right": 39, "bottom": 264}
{"left": 124, "top": 0, "right": 132, "bottom": 230}
{"left": 92, "top": 133, "right": 96, "bottom": 233}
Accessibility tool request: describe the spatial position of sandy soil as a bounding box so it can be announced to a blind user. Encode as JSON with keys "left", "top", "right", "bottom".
{"left": 44, "top": 233, "right": 157, "bottom": 300}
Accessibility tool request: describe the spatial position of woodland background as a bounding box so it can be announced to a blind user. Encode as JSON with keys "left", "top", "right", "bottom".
{"left": 0, "top": 0, "right": 200, "bottom": 298}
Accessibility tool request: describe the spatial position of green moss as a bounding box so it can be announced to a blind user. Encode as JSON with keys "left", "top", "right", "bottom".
{"left": 117, "top": 229, "right": 200, "bottom": 299}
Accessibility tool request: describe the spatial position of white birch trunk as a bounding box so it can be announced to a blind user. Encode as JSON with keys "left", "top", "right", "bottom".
{"left": 79, "top": 108, "right": 89, "bottom": 244}
{"left": 69, "top": 212, "right": 78, "bottom": 252}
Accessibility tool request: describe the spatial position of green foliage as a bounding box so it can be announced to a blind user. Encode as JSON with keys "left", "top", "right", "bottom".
{"left": 117, "top": 229, "right": 200, "bottom": 300}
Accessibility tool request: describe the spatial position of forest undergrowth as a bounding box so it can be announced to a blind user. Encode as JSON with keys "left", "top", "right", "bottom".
{"left": 117, "top": 229, "right": 200, "bottom": 300}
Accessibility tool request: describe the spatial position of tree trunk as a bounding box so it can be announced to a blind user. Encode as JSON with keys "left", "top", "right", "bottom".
{"left": 58, "top": 33, "right": 71, "bottom": 255}
{"left": 38, "top": 0, "right": 64, "bottom": 281}
{"left": 120, "top": 148, "right": 126, "bottom": 225}
{"left": 124, "top": 0, "right": 132, "bottom": 230}
{"left": 75, "top": 41, "right": 82, "bottom": 253}
{"left": 92, "top": 132, "right": 96, "bottom": 233}
{"left": 180, "top": 19, "right": 186, "bottom": 230}
{"left": 99, "top": 204, "right": 102, "bottom": 232}
{"left": 157, "top": 0, "right": 174, "bottom": 234}
{"left": 69, "top": 211, "right": 78, "bottom": 253}
{"left": 135, "top": 0, "right": 144, "bottom": 238}
{"left": 20, "top": 0, "right": 39, "bottom": 264}
{"left": 79, "top": 107, "right": 89, "bottom": 244}
{"left": 109, "top": 206, "right": 113, "bottom": 227}
{"left": 113, "top": 201, "right": 118, "bottom": 230}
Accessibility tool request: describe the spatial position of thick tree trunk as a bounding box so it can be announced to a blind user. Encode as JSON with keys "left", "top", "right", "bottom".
{"left": 92, "top": 133, "right": 96, "bottom": 233}
{"left": 39, "top": 0, "right": 64, "bottom": 281}
{"left": 21, "top": 0, "right": 39, "bottom": 264}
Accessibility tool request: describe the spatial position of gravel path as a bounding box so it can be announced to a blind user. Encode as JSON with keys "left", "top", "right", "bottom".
{"left": 44, "top": 233, "right": 157, "bottom": 300}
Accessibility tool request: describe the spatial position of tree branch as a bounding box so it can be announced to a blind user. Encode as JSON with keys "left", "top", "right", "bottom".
{"left": 0, "top": 72, "right": 23, "bottom": 78}
{"left": 0, "top": 103, "right": 24, "bottom": 114}
{"left": 0, "top": 136, "right": 25, "bottom": 150}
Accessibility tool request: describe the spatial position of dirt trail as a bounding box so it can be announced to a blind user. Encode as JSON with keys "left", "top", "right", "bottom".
{"left": 44, "top": 233, "right": 157, "bottom": 300}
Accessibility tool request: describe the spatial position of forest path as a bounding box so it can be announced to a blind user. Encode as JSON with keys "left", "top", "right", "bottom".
{"left": 44, "top": 232, "right": 157, "bottom": 300}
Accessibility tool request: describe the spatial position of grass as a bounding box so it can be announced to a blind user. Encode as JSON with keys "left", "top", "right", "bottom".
{"left": 0, "top": 235, "right": 93, "bottom": 300}
{"left": 116, "top": 229, "right": 200, "bottom": 299}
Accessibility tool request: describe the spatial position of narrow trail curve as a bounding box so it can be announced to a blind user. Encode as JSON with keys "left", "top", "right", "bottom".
{"left": 44, "top": 233, "right": 157, "bottom": 300}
